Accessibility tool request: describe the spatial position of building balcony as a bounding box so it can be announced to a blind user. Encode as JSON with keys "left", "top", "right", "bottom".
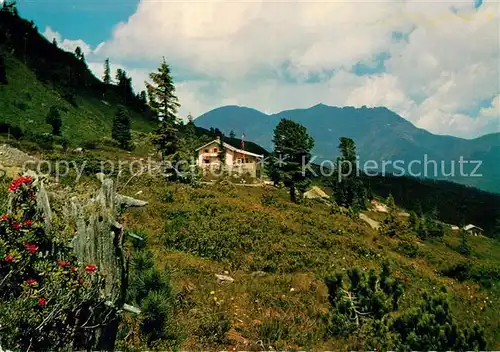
{"left": 202, "top": 152, "right": 219, "bottom": 157}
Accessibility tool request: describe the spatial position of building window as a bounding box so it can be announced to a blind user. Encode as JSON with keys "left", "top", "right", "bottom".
{"left": 203, "top": 159, "right": 210, "bottom": 164}
{"left": 204, "top": 149, "right": 209, "bottom": 153}
{"left": 213, "top": 148, "right": 218, "bottom": 153}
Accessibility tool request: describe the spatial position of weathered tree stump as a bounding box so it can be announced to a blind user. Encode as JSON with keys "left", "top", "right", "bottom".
{"left": 10, "top": 172, "right": 147, "bottom": 350}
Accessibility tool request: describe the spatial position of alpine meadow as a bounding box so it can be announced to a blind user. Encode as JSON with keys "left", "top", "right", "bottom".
{"left": 0, "top": 1, "right": 499, "bottom": 351}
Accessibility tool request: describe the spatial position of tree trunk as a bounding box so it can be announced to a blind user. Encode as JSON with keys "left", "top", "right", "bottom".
{"left": 18, "top": 172, "right": 147, "bottom": 351}
{"left": 290, "top": 183, "right": 296, "bottom": 203}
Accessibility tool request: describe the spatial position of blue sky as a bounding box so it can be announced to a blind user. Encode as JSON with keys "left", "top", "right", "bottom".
{"left": 11, "top": 0, "right": 500, "bottom": 138}
{"left": 18, "top": 0, "right": 138, "bottom": 48}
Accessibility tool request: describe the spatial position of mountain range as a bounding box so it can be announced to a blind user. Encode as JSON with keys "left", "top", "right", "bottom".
{"left": 195, "top": 104, "right": 500, "bottom": 194}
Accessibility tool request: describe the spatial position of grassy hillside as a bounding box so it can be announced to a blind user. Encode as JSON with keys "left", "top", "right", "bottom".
{"left": 114, "top": 174, "right": 500, "bottom": 350}
{"left": 0, "top": 139, "right": 498, "bottom": 350}
{"left": 0, "top": 6, "right": 157, "bottom": 145}
{"left": 0, "top": 54, "right": 155, "bottom": 144}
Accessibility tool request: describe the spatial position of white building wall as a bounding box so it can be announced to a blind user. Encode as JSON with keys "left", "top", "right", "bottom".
{"left": 226, "top": 149, "right": 234, "bottom": 166}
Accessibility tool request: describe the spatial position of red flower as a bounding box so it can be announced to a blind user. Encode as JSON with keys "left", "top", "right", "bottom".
{"left": 71, "top": 266, "right": 77, "bottom": 272}
{"left": 4, "top": 254, "right": 15, "bottom": 263}
{"left": 24, "top": 219, "right": 32, "bottom": 227}
{"left": 1, "top": 214, "right": 8, "bottom": 221}
{"left": 12, "top": 222, "right": 21, "bottom": 230}
{"left": 26, "top": 279, "right": 37, "bottom": 286}
{"left": 79, "top": 279, "right": 84, "bottom": 285}
{"left": 8, "top": 176, "right": 33, "bottom": 192}
{"left": 24, "top": 243, "right": 39, "bottom": 254}
{"left": 85, "top": 264, "right": 97, "bottom": 274}
{"left": 57, "top": 260, "right": 70, "bottom": 267}
{"left": 38, "top": 297, "right": 48, "bottom": 306}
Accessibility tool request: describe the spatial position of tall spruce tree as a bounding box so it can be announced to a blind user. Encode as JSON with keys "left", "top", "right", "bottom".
{"left": 380, "top": 193, "right": 403, "bottom": 237}
{"left": 459, "top": 229, "right": 470, "bottom": 256}
{"left": 103, "top": 58, "right": 111, "bottom": 84}
{"left": 0, "top": 53, "right": 7, "bottom": 84}
{"left": 145, "top": 58, "right": 180, "bottom": 122}
{"left": 115, "top": 69, "right": 134, "bottom": 104}
{"left": 333, "top": 137, "right": 366, "bottom": 210}
{"left": 46, "top": 106, "right": 62, "bottom": 136}
{"left": 112, "top": 106, "right": 132, "bottom": 150}
{"left": 151, "top": 121, "right": 179, "bottom": 161}
{"left": 271, "top": 118, "right": 315, "bottom": 203}
{"left": 494, "top": 216, "right": 500, "bottom": 239}
{"left": 139, "top": 90, "right": 148, "bottom": 105}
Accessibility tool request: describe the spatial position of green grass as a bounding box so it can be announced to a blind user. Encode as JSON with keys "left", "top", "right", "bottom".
{"left": 1, "top": 143, "right": 499, "bottom": 350}
{"left": 0, "top": 55, "right": 156, "bottom": 144}
{"left": 112, "top": 174, "right": 500, "bottom": 350}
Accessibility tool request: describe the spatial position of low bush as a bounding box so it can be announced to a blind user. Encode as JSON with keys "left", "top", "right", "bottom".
{"left": 440, "top": 261, "right": 500, "bottom": 288}
{"left": 25, "top": 132, "right": 54, "bottom": 151}
{"left": 261, "top": 188, "right": 277, "bottom": 206}
{"left": 325, "top": 263, "right": 404, "bottom": 338}
{"left": 125, "top": 234, "right": 181, "bottom": 349}
{"left": 395, "top": 240, "right": 420, "bottom": 258}
{"left": 0, "top": 121, "right": 24, "bottom": 139}
{"left": 81, "top": 139, "right": 98, "bottom": 150}
{"left": 390, "top": 291, "right": 487, "bottom": 351}
{"left": 325, "top": 264, "right": 487, "bottom": 350}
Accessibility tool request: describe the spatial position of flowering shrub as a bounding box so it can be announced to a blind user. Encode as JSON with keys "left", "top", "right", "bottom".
{"left": 0, "top": 176, "right": 108, "bottom": 350}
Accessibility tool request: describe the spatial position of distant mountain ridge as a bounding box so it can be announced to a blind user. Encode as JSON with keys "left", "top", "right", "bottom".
{"left": 194, "top": 104, "right": 500, "bottom": 193}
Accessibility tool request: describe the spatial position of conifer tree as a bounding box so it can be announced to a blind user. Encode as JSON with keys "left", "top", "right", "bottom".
{"left": 139, "top": 90, "right": 148, "bottom": 105}
{"left": 74, "top": 46, "right": 84, "bottom": 61}
{"left": 459, "top": 229, "right": 470, "bottom": 256}
{"left": 147, "top": 58, "right": 184, "bottom": 180}
{"left": 271, "top": 118, "right": 315, "bottom": 203}
{"left": 332, "top": 137, "right": 366, "bottom": 210}
{"left": 0, "top": 53, "right": 7, "bottom": 84}
{"left": 46, "top": 106, "right": 62, "bottom": 136}
{"left": 115, "top": 69, "right": 134, "bottom": 104}
{"left": 325, "top": 262, "right": 403, "bottom": 338}
{"left": 408, "top": 210, "right": 419, "bottom": 230}
{"left": 494, "top": 216, "right": 500, "bottom": 239}
{"left": 229, "top": 130, "right": 236, "bottom": 139}
{"left": 380, "top": 193, "right": 402, "bottom": 237}
{"left": 414, "top": 199, "right": 424, "bottom": 217}
{"left": 112, "top": 106, "right": 132, "bottom": 150}
{"left": 103, "top": 58, "right": 111, "bottom": 85}
{"left": 391, "top": 291, "right": 486, "bottom": 351}
{"left": 145, "top": 58, "right": 180, "bottom": 122}
{"left": 151, "top": 120, "right": 179, "bottom": 160}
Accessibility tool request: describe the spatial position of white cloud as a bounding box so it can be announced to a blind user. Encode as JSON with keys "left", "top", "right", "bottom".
{"left": 42, "top": 27, "right": 102, "bottom": 57}
{"left": 48, "top": 0, "right": 500, "bottom": 138}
